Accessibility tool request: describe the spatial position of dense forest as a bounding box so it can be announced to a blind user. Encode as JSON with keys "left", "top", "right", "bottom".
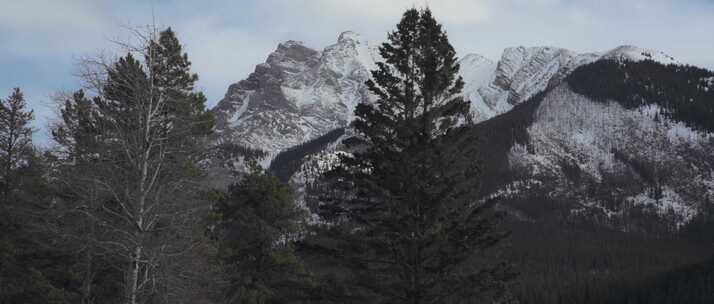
{"left": 1, "top": 6, "right": 713, "bottom": 304}
{"left": 567, "top": 59, "right": 714, "bottom": 132}
{"left": 506, "top": 213, "right": 714, "bottom": 303}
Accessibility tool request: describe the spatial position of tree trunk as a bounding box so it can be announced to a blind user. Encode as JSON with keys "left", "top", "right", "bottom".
{"left": 81, "top": 250, "right": 94, "bottom": 304}
{"left": 127, "top": 245, "right": 142, "bottom": 304}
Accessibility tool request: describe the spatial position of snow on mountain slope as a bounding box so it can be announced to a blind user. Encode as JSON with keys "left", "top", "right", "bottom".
{"left": 472, "top": 46, "right": 599, "bottom": 122}
{"left": 507, "top": 85, "right": 713, "bottom": 226}
{"left": 459, "top": 54, "right": 497, "bottom": 121}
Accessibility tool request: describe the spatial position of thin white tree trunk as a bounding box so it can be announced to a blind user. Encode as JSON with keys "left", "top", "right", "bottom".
{"left": 127, "top": 245, "right": 142, "bottom": 304}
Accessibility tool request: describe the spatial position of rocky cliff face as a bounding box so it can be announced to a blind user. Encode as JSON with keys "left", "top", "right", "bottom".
{"left": 470, "top": 47, "right": 598, "bottom": 121}
{"left": 212, "top": 32, "right": 377, "bottom": 154}
{"left": 466, "top": 45, "right": 679, "bottom": 123}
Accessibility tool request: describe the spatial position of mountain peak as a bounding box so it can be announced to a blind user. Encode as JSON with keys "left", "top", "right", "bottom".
{"left": 338, "top": 31, "right": 361, "bottom": 43}
{"left": 278, "top": 40, "right": 306, "bottom": 49}
{"left": 213, "top": 31, "right": 376, "bottom": 154}
{"left": 269, "top": 40, "right": 319, "bottom": 65}
{"left": 460, "top": 53, "right": 494, "bottom": 64}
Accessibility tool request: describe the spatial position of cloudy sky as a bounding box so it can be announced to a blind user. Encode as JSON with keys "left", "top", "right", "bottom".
{"left": 1, "top": 0, "right": 713, "bottom": 143}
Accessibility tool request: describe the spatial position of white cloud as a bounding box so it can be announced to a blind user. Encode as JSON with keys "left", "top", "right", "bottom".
{"left": 203, "top": 0, "right": 712, "bottom": 68}
{"left": 0, "top": 0, "right": 106, "bottom": 31}
{"left": 295, "top": 0, "right": 493, "bottom": 25}
{"left": 0, "top": 0, "right": 113, "bottom": 57}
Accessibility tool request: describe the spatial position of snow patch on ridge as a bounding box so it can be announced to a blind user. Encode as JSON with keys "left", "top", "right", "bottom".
{"left": 602, "top": 45, "right": 679, "bottom": 65}
{"left": 626, "top": 187, "right": 696, "bottom": 226}
{"left": 227, "top": 91, "right": 253, "bottom": 128}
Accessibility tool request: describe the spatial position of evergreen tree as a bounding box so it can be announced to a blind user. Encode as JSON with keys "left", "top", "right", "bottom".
{"left": 147, "top": 27, "right": 214, "bottom": 138}
{"left": 0, "top": 89, "right": 80, "bottom": 303}
{"left": 212, "top": 166, "right": 310, "bottom": 304}
{"left": 0, "top": 88, "right": 34, "bottom": 200}
{"left": 53, "top": 90, "right": 103, "bottom": 162}
{"left": 308, "top": 8, "right": 514, "bottom": 304}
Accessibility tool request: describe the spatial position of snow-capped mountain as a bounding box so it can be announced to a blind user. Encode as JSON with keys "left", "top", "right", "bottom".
{"left": 212, "top": 31, "right": 712, "bottom": 230}
{"left": 213, "top": 31, "right": 681, "bottom": 154}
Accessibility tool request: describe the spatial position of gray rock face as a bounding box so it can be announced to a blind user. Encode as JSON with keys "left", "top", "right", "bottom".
{"left": 470, "top": 46, "right": 599, "bottom": 122}
{"left": 212, "top": 32, "right": 377, "bottom": 154}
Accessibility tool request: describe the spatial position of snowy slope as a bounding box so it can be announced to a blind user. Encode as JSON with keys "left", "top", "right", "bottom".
{"left": 471, "top": 46, "right": 599, "bottom": 122}
{"left": 506, "top": 85, "right": 713, "bottom": 226}
{"left": 459, "top": 53, "right": 497, "bottom": 121}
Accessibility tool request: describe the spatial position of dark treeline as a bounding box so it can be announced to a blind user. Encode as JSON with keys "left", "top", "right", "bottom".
{"left": 268, "top": 127, "right": 345, "bottom": 182}
{"left": 608, "top": 255, "right": 714, "bottom": 304}
{"left": 207, "top": 142, "right": 269, "bottom": 174}
{"left": 567, "top": 59, "right": 714, "bottom": 132}
{"left": 209, "top": 143, "right": 268, "bottom": 164}
{"left": 507, "top": 215, "right": 714, "bottom": 304}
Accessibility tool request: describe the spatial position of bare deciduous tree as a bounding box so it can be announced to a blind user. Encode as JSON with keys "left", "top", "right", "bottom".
{"left": 52, "top": 25, "right": 216, "bottom": 304}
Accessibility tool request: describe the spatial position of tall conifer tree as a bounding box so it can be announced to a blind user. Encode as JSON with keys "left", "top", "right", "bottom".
{"left": 309, "top": 8, "right": 514, "bottom": 304}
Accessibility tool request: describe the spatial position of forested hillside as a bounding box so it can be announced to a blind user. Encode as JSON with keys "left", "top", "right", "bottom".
{"left": 567, "top": 59, "right": 714, "bottom": 132}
